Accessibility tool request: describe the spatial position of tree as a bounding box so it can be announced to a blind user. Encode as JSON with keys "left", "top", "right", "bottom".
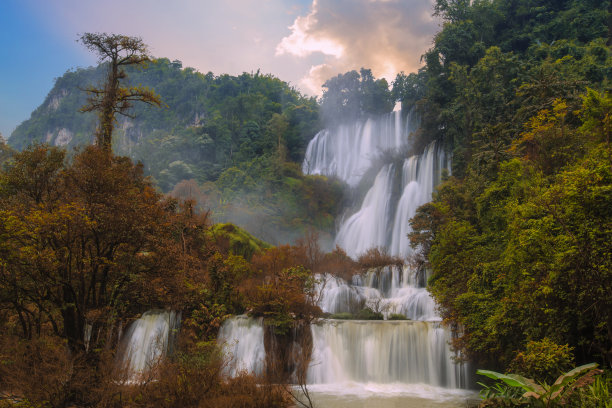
{"left": 79, "top": 33, "right": 162, "bottom": 150}
{"left": 0, "top": 145, "right": 199, "bottom": 350}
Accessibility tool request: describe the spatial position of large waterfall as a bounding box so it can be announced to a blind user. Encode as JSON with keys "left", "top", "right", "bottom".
{"left": 310, "top": 266, "right": 469, "bottom": 388}
{"left": 308, "top": 320, "right": 463, "bottom": 387}
{"left": 334, "top": 142, "right": 449, "bottom": 258}
{"left": 217, "top": 110, "right": 471, "bottom": 406}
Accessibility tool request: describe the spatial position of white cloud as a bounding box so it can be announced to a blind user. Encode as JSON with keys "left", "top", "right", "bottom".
{"left": 276, "top": 0, "right": 439, "bottom": 94}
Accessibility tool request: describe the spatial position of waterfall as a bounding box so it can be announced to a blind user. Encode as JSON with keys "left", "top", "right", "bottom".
{"left": 303, "top": 111, "right": 449, "bottom": 259}
{"left": 218, "top": 315, "right": 266, "bottom": 377}
{"left": 334, "top": 164, "right": 397, "bottom": 257}
{"left": 316, "top": 266, "right": 439, "bottom": 321}
{"left": 302, "top": 110, "right": 417, "bottom": 187}
{"left": 308, "top": 320, "right": 467, "bottom": 388}
{"left": 309, "top": 266, "right": 469, "bottom": 388}
{"left": 117, "top": 310, "right": 181, "bottom": 381}
{"left": 218, "top": 109, "right": 470, "bottom": 400}
{"left": 332, "top": 142, "right": 449, "bottom": 259}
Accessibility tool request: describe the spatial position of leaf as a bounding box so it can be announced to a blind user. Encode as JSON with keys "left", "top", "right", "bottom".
{"left": 507, "top": 373, "right": 546, "bottom": 394}
{"left": 548, "top": 363, "right": 599, "bottom": 400}
{"left": 477, "top": 369, "right": 538, "bottom": 392}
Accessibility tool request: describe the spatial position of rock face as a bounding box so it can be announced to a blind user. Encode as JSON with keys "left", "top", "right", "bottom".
{"left": 47, "top": 89, "right": 68, "bottom": 111}
{"left": 44, "top": 128, "right": 74, "bottom": 146}
{"left": 54, "top": 128, "right": 73, "bottom": 146}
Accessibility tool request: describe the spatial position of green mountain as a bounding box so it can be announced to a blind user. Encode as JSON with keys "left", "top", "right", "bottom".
{"left": 9, "top": 59, "right": 343, "bottom": 244}
{"left": 10, "top": 59, "right": 319, "bottom": 188}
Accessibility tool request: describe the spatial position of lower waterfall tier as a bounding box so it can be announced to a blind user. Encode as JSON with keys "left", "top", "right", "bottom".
{"left": 217, "top": 316, "right": 470, "bottom": 389}
{"left": 117, "top": 310, "right": 181, "bottom": 381}
{"left": 217, "top": 315, "right": 266, "bottom": 377}
{"left": 308, "top": 320, "right": 469, "bottom": 388}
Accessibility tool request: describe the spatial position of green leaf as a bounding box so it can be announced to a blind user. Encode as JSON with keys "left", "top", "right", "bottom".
{"left": 477, "top": 369, "right": 538, "bottom": 392}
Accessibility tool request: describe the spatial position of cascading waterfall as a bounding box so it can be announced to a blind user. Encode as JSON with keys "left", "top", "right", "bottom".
{"left": 217, "top": 109, "right": 470, "bottom": 404}
{"left": 217, "top": 315, "right": 266, "bottom": 377}
{"left": 302, "top": 109, "right": 417, "bottom": 187}
{"left": 303, "top": 110, "right": 469, "bottom": 391}
{"left": 308, "top": 320, "right": 464, "bottom": 388}
{"left": 117, "top": 310, "right": 181, "bottom": 381}
{"left": 316, "top": 266, "right": 439, "bottom": 321}
{"left": 311, "top": 265, "right": 469, "bottom": 388}
{"left": 333, "top": 141, "right": 449, "bottom": 259}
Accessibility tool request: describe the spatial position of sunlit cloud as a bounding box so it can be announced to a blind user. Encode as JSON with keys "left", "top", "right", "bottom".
{"left": 276, "top": 0, "right": 439, "bottom": 94}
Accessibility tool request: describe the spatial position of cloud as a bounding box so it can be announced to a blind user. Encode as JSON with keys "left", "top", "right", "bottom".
{"left": 276, "top": 0, "right": 439, "bottom": 94}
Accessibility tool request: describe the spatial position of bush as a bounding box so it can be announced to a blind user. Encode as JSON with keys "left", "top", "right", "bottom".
{"left": 388, "top": 314, "right": 408, "bottom": 320}
{"left": 508, "top": 338, "right": 574, "bottom": 384}
{"left": 357, "top": 247, "right": 402, "bottom": 269}
{"left": 329, "top": 312, "right": 354, "bottom": 320}
{"left": 355, "top": 307, "right": 384, "bottom": 320}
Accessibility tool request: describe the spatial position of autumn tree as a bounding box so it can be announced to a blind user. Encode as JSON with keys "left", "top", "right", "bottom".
{"left": 0, "top": 145, "right": 203, "bottom": 350}
{"left": 79, "top": 33, "right": 162, "bottom": 150}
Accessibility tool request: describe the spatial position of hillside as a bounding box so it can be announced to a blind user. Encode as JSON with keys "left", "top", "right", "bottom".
{"left": 9, "top": 60, "right": 344, "bottom": 244}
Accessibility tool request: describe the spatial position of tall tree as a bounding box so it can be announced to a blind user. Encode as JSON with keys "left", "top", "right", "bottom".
{"left": 79, "top": 33, "right": 162, "bottom": 150}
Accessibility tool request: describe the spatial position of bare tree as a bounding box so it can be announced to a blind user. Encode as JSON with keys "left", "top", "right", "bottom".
{"left": 79, "top": 33, "right": 162, "bottom": 150}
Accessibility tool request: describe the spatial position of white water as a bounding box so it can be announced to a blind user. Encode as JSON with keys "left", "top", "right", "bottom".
{"left": 302, "top": 110, "right": 417, "bottom": 187}
{"left": 333, "top": 142, "right": 449, "bottom": 259}
{"left": 303, "top": 110, "right": 449, "bottom": 259}
{"left": 308, "top": 320, "right": 467, "bottom": 388}
{"left": 117, "top": 310, "right": 180, "bottom": 381}
{"left": 311, "top": 265, "right": 469, "bottom": 389}
{"left": 316, "top": 266, "right": 439, "bottom": 321}
{"left": 217, "top": 315, "right": 266, "bottom": 377}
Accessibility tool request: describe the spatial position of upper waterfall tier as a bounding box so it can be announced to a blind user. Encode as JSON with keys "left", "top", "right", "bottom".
{"left": 302, "top": 110, "right": 417, "bottom": 186}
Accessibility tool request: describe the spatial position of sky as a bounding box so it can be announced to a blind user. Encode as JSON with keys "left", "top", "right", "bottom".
{"left": 0, "top": 0, "right": 439, "bottom": 139}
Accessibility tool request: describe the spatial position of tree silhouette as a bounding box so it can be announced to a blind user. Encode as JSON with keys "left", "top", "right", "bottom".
{"left": 79, "top": 33, "right": 162, "bottom": 150}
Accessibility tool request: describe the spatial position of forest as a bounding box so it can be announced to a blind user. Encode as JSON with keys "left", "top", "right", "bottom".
{"left": 1, "top": 0, "right": 611, "bottom": 407}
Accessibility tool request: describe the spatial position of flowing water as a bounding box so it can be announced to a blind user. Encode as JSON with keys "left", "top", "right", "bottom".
{"left": 116, "top": 310, "right": 181, "bottom": 382}
{"left": 303, "top": 109, "right": 418, "bottom": 187}
{"left": 302, "top": 111, "right": 472, "bottom": 406}
{"left": 217, "top": 315, "right": 266, "bottom": 377}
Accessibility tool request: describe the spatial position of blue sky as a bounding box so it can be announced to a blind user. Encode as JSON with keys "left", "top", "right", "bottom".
{"left": 0, "top": 0, "right": 438, "bottom": 140}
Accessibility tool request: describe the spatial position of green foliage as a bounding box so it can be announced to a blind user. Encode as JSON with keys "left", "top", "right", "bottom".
{"left": 320, "top": 68, "right": 394, "bottom": 124}
{"left": 206, "top": 223, "right": 270, "bottom": 260}
{"left": 0, "top": 137, "right": 12, "bottom": 166}
{"left": 387, "top": 314, "right": 408, "bottom": 321}
{"left": 328, "top": 312, "right": 354, "bottom": 320}
{"left": 210, "top": 159, "right": 345, "bottom": 243}
{"left": 477, "top": 363, "right": 601, "bottom": 407}
{"left": 509, "top": 339, "right": 574, "bottom": 384}
{"left": 405, "top": 0, "right": 612, "bottom": 372}
{"left": 355, "top": 307, "right": 384, "bottom": 321}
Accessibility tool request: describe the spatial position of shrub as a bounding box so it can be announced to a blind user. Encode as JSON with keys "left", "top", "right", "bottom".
{"left": 388, "top": 314, "right": 408, "bottom": 320}
{"left": 357, "top": 247, "right": 402, "bottom": 269}
{"left": 329, "top": 312, "right": 354, "bottom": 320}
{"left": 509, "top": 338, "right": 574, "bottom": 384}
{"left": 355, "top": 307, "right": 384, "bottom": 320}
